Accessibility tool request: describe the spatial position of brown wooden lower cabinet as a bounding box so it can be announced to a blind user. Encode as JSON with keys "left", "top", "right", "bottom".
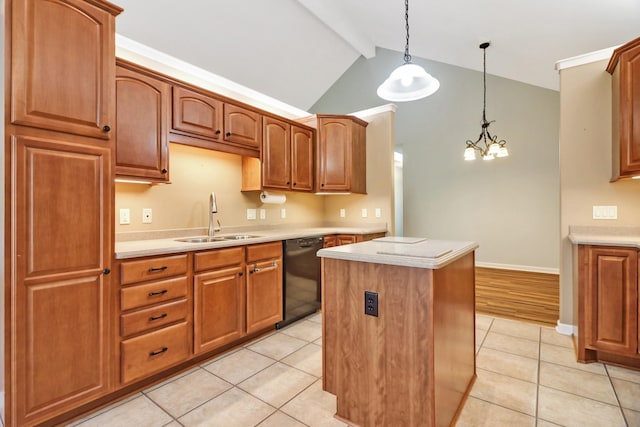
{"left": 246, "top": 242, "right": 283, "bottom": 333}
{"left": 324, "top": 232, "right": 387, "bottom": 248}
{"left": 577, "top": 245, "right": 640, "bottom": 368}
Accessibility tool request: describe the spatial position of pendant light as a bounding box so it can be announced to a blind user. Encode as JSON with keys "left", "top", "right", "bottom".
{"left": 464, "top": 42, "right": 509, "bottom": 161}
{"left": 377, "top": 0, "right": 440, "bottom": 102}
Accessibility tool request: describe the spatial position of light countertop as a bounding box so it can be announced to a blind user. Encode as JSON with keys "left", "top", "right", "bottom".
{"left": 317, "top": 237, "right": 478, "bottom": 269}
{"left": 568, "top": 225, "right": 640, "bottom": 247}
{"left": 115, "top": 224, "right": 387, "bottom": 259}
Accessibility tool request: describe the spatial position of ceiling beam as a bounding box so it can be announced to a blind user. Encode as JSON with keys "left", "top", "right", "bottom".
{"left": 295, "top": 0, "right": 376, "bottom": 59}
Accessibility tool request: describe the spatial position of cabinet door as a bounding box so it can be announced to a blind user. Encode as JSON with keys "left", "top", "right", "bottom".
{"left": 10, "top": 133, "right": 112, "bottom": 425}
{"left": 262, "top": 117, "right": 291, "bottom": 190}
{"left": 585, "top": 246, "right": 638, "bottom": 355}
{"left": 224, "top": 103, "right": 262, "bottom": 150}
{"left": 323, "top": 235, "right": 337, "bottom": 248}
{"left": 291, "top": 125, "right": 314, "bottom": 192}
{"left": 172, "top": 86, "right": 224, "bottom": 140}
{"left": 337, "top": 234, "right": 357, "bottom": 246}
{"left": 615, "top": 40, "right": 640, "bottom": 177}
{"left": 246, "top": 259, "right": 283, "bottom": 334}
{"left": 317, "top": 118, "right": 352, "bottom": 192}
{"left": 10, "top": 0, "right": 118, "bottom": 139}
{"left": 194, "top": 266, "right": 246, "bottom": 354}
{"left": 116, "top": 66, "right": 170, "bottom": 181}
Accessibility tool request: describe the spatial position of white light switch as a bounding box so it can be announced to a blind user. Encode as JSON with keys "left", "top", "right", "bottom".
{"left": 119, "top": 208, "right": 130, "bottom": 225}
{"left": 142, "top": 208, "right": 152, "bottom": 224}
{"left": 247, "top": 209, "right": 257, "bottom": 220}
{"left": 340, "top": 208, "right": 346, "bottom": 218}
{"left": 259, "top": 208, "right": 266, "bottom": 220}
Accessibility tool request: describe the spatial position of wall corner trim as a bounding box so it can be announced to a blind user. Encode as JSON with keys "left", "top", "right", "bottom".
{"left": 555, "top": 321, "right": 575, "bottom": 336}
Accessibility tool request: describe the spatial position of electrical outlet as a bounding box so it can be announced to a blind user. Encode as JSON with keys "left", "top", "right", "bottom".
{"left": 361, "top": 208, "right": 368, "bottom": 218}
{"left": 119, "top": 208, "right": 130, "bottom": 225}
{"left": 247, "top": 208, "right": 257, "bottom": 220}
{"left": 280, "top": 208, "right": 286, "bottom": 219}
{"left": 259, "top": 208, "right": 266, "bottom": 220}
{"left": 364, "top": 291, "right": 378, "bottom": 317}
{"left": 340, "top": 208, "right": 346, "bottom": 218}
{"left": 142, "top": 208, "right": 152, "bottom": 224}
{"left": 375, "top": 208, "right": 382, "bottom": 218}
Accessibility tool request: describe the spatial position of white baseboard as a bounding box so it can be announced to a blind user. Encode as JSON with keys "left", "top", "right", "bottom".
{"left": 476, "top": 261, "right": 559, "bottom": 275}
{"left": 555, "top": 321, "right": 575, "bottom": 336}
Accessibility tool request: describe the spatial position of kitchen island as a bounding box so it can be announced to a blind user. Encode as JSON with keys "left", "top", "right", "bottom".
{"left": 318, "top": 237, "right": 478, "bottom": 427}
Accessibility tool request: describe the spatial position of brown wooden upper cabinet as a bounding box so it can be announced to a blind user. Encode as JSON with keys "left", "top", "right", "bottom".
{"left": 262, "top": 116, "right": 314, "bottom": 192}
{"left": 116, "top": 63, "right": 170, "bottom": 182}
{"left": 172, "top": 85, "right": 262, "bottom": 154}
{"left": 224, "top": 103, "right": 262, "bottom": 150}
{"left": 10, "top": 0, "right": 118, "bottom": 140}
{"left": 608, "top": 37, "right": 640, "bottom": 180}
{"left": 301, "top": 114, "right": 368, "bottom": 194}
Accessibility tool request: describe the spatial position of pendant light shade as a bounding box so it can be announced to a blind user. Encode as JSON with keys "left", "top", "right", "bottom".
{"left": 377, "top": 63, "right": 440, "bottom": 102}
{"left": 377, "top": 0, "right": 439, "bottom": 102}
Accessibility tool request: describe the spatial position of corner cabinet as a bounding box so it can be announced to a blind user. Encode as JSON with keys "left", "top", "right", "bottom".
{"left": 6, "top": 1, "right": 122, "bottom": 426}
{"left": 262, "top": 116, "right": 314, "bottom": 192}
{"left": 300, "top": 114, "right": 368, "bottom": 194}
{"left": 577, "top": 245, "right": 640, "bottom": 368}
{"left": 116, "top": 62, "right": 171, "bottom": 182}
{"left": 607, "top": 37, "right": 640, "bottom": 180}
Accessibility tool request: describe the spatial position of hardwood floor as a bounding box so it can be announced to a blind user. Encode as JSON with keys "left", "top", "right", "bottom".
{"left": 475, "top": 267, "right": 559, "bottom": 327}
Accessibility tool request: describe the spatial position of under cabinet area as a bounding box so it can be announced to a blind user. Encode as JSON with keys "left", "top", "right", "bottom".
{"left": 576, "top": 245, "right": 640, "bottom": 368}
{"left": 115, "top": 61, "right": 171, "bottom": 182}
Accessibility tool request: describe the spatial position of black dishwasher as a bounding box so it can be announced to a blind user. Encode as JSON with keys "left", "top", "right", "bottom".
{"left": 276, "top": 236, "right": 324, "bottom": 328}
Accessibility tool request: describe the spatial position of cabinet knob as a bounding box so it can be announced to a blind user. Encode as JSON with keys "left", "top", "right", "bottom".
{"left": 239, "top": 271, "right": 244, "bottom": 277}
{"left": 292, "top": 182, "right": 296, "bottom": 186}
{"left": 161, "top": 168, "right": 167, "bottom": 174}
{"left": 321, "top": 183, "right": 325, "bottom": 187}
{"left": 215, "top": 130, "right": 221, "bottom": 135}
{"left": 102, "top": 125, "right": 111, "bottom": 132}
{"left": 287, "top": 181, "right": 291, "bottom": 185}
{"left": 103, "top": 268, "right": 111, "bottom": 275}
{"left": 226, "top": 132, "right": 231, "bottom": 137}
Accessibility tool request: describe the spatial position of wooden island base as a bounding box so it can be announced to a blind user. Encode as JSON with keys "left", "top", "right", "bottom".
{"left": 321, "top": 251, "right": 476, "bottom": 427}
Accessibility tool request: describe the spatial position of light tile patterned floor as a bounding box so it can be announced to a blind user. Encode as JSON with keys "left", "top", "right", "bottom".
{"left": 69, "top": 313, "right": 640, "bottom": 427}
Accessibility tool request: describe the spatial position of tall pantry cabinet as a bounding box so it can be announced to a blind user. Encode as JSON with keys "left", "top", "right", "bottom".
{"left": 5, "top": 1, "right": 122, "bottom": 426}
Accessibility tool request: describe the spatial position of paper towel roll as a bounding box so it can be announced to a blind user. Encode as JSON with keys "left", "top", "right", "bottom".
{"left": 260, "top": 191, "right": 286, "bottom": 204}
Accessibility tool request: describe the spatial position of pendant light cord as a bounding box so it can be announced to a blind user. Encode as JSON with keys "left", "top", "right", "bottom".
{"left": 404, "top": 0, "right": 411, "bottom": 63}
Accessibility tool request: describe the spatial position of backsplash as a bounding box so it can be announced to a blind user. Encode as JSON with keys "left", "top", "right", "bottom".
{"left": 115, "top": 143, "right": 324, "bottom": 233}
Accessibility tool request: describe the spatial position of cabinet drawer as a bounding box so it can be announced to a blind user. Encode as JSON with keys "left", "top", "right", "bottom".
{"left": 121, "top": 276, "right": 188, "bottom": 311}
{"left": 121, "top": 322, "right": 190, "bottom": 384}
{"left": 194, "top": 246, "right": 244, "bottom": 272}
{"left": 120, "top": 254, "right": 188, "bottom": 285}
{"left": 247, "top": 242, "right": 282, "bottom": 263}
{"left": 121, "top": 299, "right": 188, "bottom": 337}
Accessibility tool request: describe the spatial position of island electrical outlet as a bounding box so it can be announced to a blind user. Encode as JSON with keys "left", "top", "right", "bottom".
{"left": 365, "top": 291, "right": 378, "bottom": 317}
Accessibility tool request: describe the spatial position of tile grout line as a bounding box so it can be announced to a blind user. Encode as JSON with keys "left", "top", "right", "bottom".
{"left": 604, "top": 364, "right": 630, "bottom": 427}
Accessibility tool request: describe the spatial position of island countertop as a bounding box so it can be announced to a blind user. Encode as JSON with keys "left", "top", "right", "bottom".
{"left": 317, "top": 236, "right": 478, "bottom": 269}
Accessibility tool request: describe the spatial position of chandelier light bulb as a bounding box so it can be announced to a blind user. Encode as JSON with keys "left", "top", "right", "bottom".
{"left": 488, "top": 142, "right": 500, "bottom": 155}
{"left": 483, "top": 153, "right": 495, "bottom": 161}
{"left": 464, "top": 147, "right": 476, "bottom": 161}
{"left": 497, "top": 146, "right": 509, "bottom": 157}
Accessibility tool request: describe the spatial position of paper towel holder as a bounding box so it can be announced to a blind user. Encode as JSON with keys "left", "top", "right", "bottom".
{"left": 260, "top": 191, "right": 286, "bottom": 204}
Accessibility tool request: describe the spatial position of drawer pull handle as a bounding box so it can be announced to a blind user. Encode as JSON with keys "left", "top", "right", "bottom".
{"left": 148, "top": 266, "right": 168, "bottom": 272}
{"left": 149, "top": 347, "right": 168, "bottom": 356}
{"left": 149, "top": 313, "right": 168, "bottom": 321}
{"left": 148, "top": 289, "right": 168, "bottom": 297}
{"left": 251, "top": 262, "right": 278, "bottom": 274}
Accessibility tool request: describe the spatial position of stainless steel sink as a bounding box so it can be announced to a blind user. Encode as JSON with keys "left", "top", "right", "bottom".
{"left": 175, "top": 235, "right": 260, "bottom": 243}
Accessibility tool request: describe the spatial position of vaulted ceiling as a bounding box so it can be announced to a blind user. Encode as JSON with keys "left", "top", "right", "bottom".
{"left": 115, "top": 0, "right": 640, "bottom": 110}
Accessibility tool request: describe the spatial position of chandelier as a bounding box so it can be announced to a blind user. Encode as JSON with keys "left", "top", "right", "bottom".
{"left": 376, "top": 0, "right": 440, "bottom": 102}
{"left": 464, "top": 42, "right": 509, "bottom": 161}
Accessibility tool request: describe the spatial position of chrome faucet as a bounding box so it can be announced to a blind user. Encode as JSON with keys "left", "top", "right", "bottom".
{"left": 208, "top": 192, "right": 218, "bottom": 237}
